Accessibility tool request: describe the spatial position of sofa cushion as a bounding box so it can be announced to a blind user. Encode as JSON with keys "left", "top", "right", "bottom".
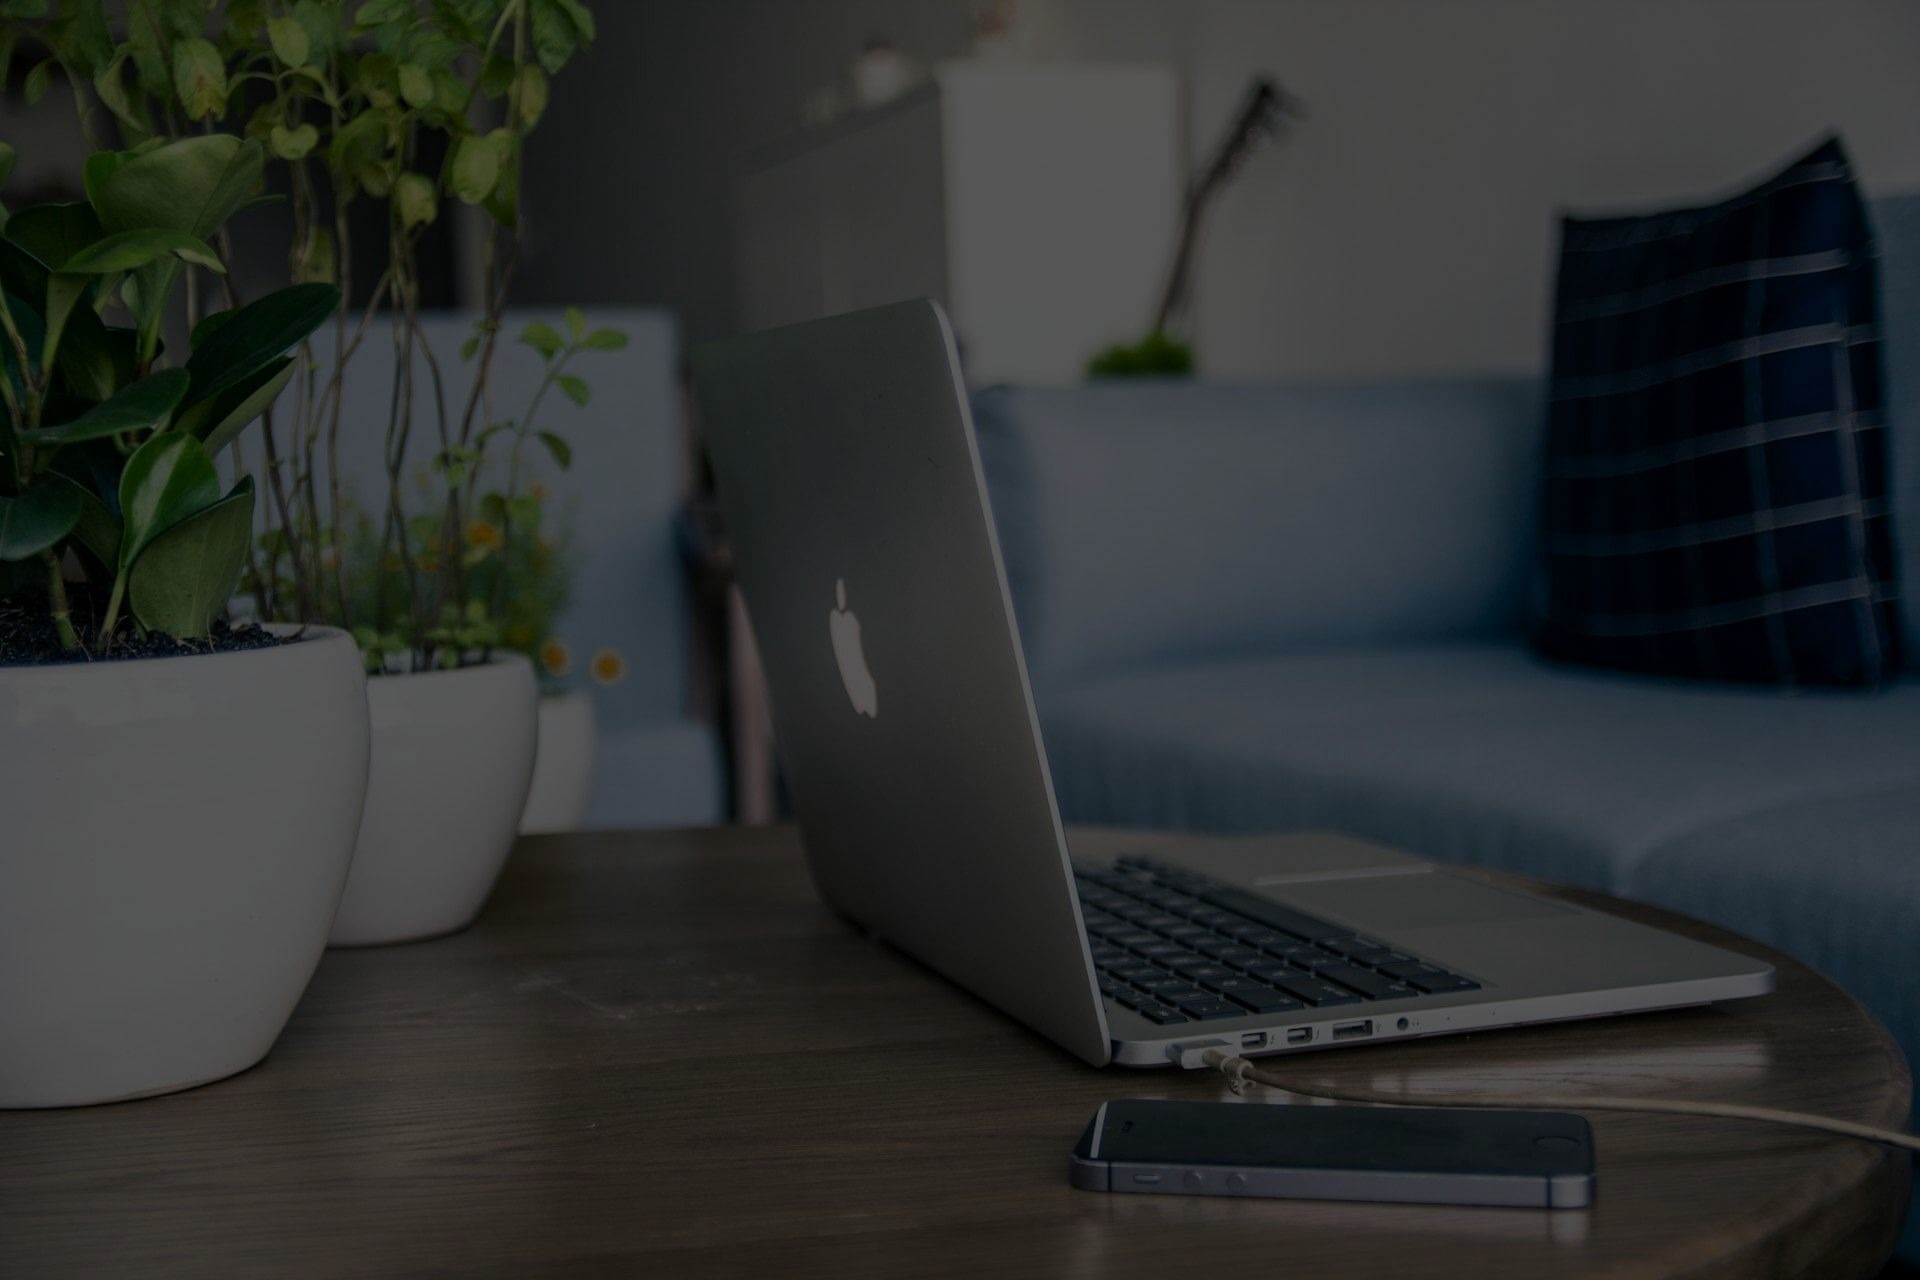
{"left": 1539, "top": 137, "right": 1898, "bottom": 685}
{"left": 1626, "top": 781, "right": 1920, "bottom": 1114}
{"left": 972, "top": 380, "right": 1542, "bottom": 690}
{"left": 1038, "top": 642, "right": 1920, "bottom": 892}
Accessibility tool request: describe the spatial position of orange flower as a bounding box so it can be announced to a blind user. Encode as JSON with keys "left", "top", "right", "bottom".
{"left": 540, "top": 638, "right": 573, "bottom": 678}
{"left": 465, "top": 520, "right": 503, "bottom": 551}
{"left": 589, "top": 647, "right": 626, "bottom": 686}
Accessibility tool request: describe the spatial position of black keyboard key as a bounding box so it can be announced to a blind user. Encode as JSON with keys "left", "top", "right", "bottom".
{"left": 1155, "top": 950, "right": 1207, "bottom": 968}
{"left": 1135, "top": 912, "right": 1188, "bottom": 931}
{"left": 1200, "top": 976, "right": 1268, "bottom": 999}
{"left": 1239, "top": 928, "right": 1294, "bottom": 950}
{"left": 1324, "top": 937, "right": 1395, "bottom": 963}
{"left": 1379, "top": 960, "right": 1458, "bottom": 983}
{"left": 1088, "top": 945, "right": 1127, "bottom": 966}
{"left": 1105, "top": 929, "right": 1157, "bottom": 948}
{"left": 1294, "top": 949, "right": 1351, "bottom": 973}
{"left": 1212, "top": 946, "right": 1264, "bottom": 967}
{"left": 1183, "top": 965, "right": 1238, "bottom": 987}
{"left": 1192, "top": 937, "right": 1242, "bottom": 960}
{"left": 1189, "top": 909, "right": 1242, "bottom": 929}
{"left": 1167, "top": 955, "right": 1215, "bottom": 975}
{"left": 1268, "top": 975, "right": 1365, "bottom": 1007}
{"left": 1176, "top": 998, "right": 1246, "bottom": 1021}
{"left": 1109, "top": 965, "right": 1163, "bottom": 984}
{"left": 1243, "top": 960, "right": 1298, "bottom": 984}
{"left": 1130, "top": 941, "right": 1185, "bottom": 960}
{"left": 1316, "top": 964, "right": 1410, "bottom": 1000}
{"left": 1098, "top": 977, "right": 1127, "bottom": 996}
{"left": 1226, "top": 988, "right": 1306, "bottom": 1015}
{"left": 1139, "top": 1004, "right": 1190, "bottom": 1025}
{"left": 1160, "top": 925, "right": 1212, "bottom": 943}
{"left": 1139, "top": 982, "right": 1205, "bottom": 1002}
{"left": 1198, "top": 889, "right": 1355, "bottom": 942}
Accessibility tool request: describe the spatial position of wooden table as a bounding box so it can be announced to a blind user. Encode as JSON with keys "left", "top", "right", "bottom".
{"left": 0, "top": 828, "right": 1908, "bottom": 1278}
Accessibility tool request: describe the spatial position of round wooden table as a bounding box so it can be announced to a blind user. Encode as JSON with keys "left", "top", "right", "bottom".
{"left": 0, "top": 826, "right": 1908, "bottom": 1278}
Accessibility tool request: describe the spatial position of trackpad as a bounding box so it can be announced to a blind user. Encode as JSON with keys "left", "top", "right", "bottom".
{"left": 1279, "top": 871, "right": 1573, "bottom": 933}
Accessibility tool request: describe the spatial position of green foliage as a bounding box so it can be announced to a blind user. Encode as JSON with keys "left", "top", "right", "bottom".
{"left": 2, "top": 0, "right": 602, "bottom": 669}
{"left": 0, "top": 131, "right": 341, "bottom": 653}
{"left": 1087, "top": 330, "right": 1196, "bottom": 379}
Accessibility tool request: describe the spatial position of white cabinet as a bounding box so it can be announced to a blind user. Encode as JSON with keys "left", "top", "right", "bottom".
{"left": 734, "top": 61, "right": 1182, "bottom": 385}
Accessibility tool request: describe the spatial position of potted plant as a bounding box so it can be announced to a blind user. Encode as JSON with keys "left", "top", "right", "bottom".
{"left": 27, "top": 0, "right": 606, "bottom": 942}
{"left": 0, "top": 130, "right": 357, "bottom": 1107}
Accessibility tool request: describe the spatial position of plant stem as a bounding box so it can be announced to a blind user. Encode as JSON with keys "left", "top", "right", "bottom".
{"left": 98, "top": 570, "right": 126, "bottom": 646}
{"left": 41, "top": 550, "right": 80, "bottom": 651}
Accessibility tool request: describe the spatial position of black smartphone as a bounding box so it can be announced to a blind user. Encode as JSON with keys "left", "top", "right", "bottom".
{"left": 1069, "top": 1099, "right": 1594, "bottom": 1209}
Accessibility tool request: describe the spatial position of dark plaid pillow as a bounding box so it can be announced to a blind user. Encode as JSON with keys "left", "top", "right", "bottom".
{"left": 1537, "top": 137, "right": 1899, "bottom": 685}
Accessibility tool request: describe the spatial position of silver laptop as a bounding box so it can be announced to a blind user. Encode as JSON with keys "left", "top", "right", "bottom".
{"left": 691, "top": 299, "right": 1773, "bottom": 1069}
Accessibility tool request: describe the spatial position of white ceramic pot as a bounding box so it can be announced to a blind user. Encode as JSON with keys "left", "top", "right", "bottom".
{"left": 519, "top": 690, "right": 597, "bottom": 834}
{"left": 329, "top": 655, "right": 538, "bottom": 946}
{"left": 0, "top": 626, "right": 370, "bottom": 1108}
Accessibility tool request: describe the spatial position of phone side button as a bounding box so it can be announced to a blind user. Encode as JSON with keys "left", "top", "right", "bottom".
{"left": 1182, "top": 1170, "right": 1205, "bottom": 1191}
{"left": 1131, "top": 1172, "right": 1162, "bottom": 1186}
{"left": 1226, "top": 1171, "right": 1248, "bottom": 1193}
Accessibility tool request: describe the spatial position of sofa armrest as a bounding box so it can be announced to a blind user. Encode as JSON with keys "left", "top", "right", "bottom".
{"left": 972, "top": 379, "right": 1543, "bottom": 689}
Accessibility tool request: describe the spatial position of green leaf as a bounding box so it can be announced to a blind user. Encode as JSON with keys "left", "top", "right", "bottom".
{"left": 564, "top": 305, "right": 585, "bottom": 341}
{"left": 20, "top": 367, "right": 190, "bottom": 445}
{"left": 172, "top": 37, "right": 228, "bottom": 122}
{"left": 182, "top": 281, "right": 339, "bottom": 408}
{"left": 556, "top": 373, "right": 589, "bottom": 406}
{"left": 82, "top": 150, "right": 132, "bottom": 210}
{"left": 269, "top": 122, "right": 319, "bottom": 161}
{"left": 583, "top": 327, "right": 628, "bottom": 351}
{"left": 536, "top": 430, "right": 572, "bottom": 469}
{"left": 191, "top": 307, "right": 237, "bottom": 350}
{"left": 58, "top": 227, "right": 224, "bottom": 274}
{"left": 5, "top": 201, "right": 104, "bottom": 270}
{"left": 518, "top": 320, "right": 562, "bottom": 359}
{"left": 459, "top": 332, "right": 481, "bottom": 360}
{"left": 128, "top": 475, "right": 253, "bottom": 639}
{"left": 186, "top": 354, "right": 294, "bottom": 456}
{"left": 93, "top": 134, "right": 265, "bottom": 238}
{"left": 514, "top": 63, "right": 549, "bottom": 129}
{"left": 268, "top": 15, "right": 310, "bottom": 67}
{"left": 0, "top": 141, "right": 14, "bottom": 192}
{"left": 395, "top": 171, "right": 436, "bottom": 230}
{"left": 448, "top": 130, "right": 502, "bottom": 204}
{"left": 353, "top": 0, "right": 409, "bottom": 30}
{"left": 49, "top": 472, "right": 119, "bottom": 570}
{"left": 398, "top": 61, "right": 433, "bottom": 108}
{"left": 0, "top": 481, "right": 80, "bottom": 562}
{"left": 22, "top": 58, "right": 51, "bottom": 106}
{"left": 117, "top": 430, "right": 221, "bottom": 575}
{"left": 92, "top": 52, "right": 151, "bottom": 139}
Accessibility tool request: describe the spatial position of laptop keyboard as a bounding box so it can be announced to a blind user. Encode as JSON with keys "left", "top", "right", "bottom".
{"left": 1076, "top": 855, "right": 1480, "bottom": 1026}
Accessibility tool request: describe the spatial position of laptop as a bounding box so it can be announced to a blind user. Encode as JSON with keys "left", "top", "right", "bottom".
{"left": 691, "top": 299, "right": 1774, "bottom": 1069}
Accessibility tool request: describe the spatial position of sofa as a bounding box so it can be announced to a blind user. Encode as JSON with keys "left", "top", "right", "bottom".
{"left": 971, "top": 192, "right": 1920, "bottom": 1255}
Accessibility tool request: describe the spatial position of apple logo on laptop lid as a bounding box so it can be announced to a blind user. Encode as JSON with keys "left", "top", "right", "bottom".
{"left": 829, "top": 579, "right": 878, "bottom": 718}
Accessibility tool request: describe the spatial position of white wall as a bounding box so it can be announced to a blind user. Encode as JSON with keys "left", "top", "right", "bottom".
{"left": 517, "top": 0, "right": 1920, "bottom": 378}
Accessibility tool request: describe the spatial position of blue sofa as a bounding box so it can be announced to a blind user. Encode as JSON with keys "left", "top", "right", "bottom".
{"left": 973, "top": 193, "right": 1920, "bottom": 1255}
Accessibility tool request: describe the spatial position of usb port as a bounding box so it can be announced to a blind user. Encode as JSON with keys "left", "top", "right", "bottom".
{"left": 1285, "top": 1027, "right": 1313, "bottom": 1044}
{"left": 1240, "top": 1032, "right": 1267, "bottom": 1049}
{"left": 1332, "top": 1019, "right": 1374, "bottom": 1040}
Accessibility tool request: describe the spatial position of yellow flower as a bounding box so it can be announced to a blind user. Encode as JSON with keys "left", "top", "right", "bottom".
{"left": 465, "top": 520, "right": 503, "bottom": 551}
{"left": 416, "top": 553, "right": 440, "bottom": 574}
{"left": 540, "top": 638, "right": 573, "bottom": 678}
{"left": 589, "top": 647, "right": 626, "bottom": 686}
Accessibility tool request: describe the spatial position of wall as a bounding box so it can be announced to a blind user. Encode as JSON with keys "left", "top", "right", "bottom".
{"left": 515, "top": 0, "right": 1920, "bottom": 378}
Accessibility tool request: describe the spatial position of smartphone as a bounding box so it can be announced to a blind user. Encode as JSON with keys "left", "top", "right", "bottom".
{"left": 1069, "top": 1099, "right": 1594, "bottom": 1209}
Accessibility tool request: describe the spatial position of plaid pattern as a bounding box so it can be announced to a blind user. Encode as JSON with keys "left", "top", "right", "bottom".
{"left": 1537, "top": 137, "right": 1899, "bottom": 685}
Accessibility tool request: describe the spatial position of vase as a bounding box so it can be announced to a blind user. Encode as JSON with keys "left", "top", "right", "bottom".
{"left": 328, "top": 654, "right": 538, "bottom": 946}
{"left": 0, "top": 626, "right": 370, "bottom": 1107}
{"left": 520, "top": 689, "right": 597, "bottom": 834}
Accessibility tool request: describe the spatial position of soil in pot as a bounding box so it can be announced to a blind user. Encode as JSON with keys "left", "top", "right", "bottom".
{"left": 0, "top": 602, "right": 286, "bottom": 667}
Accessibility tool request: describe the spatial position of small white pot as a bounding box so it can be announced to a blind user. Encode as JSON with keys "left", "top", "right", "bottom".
{"left": 520, "top": 690, "right": 597, "bottom": 834}
{"left": 329, "top": 655, "right": 537, "bottom": 946}
{"left": 0, "top": 626, "right": 370, "bottom": 1108}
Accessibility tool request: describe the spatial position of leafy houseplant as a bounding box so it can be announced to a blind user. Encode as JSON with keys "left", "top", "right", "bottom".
{"left": 0, "top": 132, "right": 368, "bottom": 1108}
{"left": 0, "top": 131, "right": 340, "bottom": 655}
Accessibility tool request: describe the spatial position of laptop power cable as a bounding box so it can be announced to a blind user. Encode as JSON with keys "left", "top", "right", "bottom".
{"left": 1188, "top": 1045, "right": 1920, "bottom": 1154}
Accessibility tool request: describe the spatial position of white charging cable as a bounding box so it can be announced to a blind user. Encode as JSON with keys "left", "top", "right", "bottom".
{"left": 1202, "top": 1049, "right": 1920, "bottom": 1153}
